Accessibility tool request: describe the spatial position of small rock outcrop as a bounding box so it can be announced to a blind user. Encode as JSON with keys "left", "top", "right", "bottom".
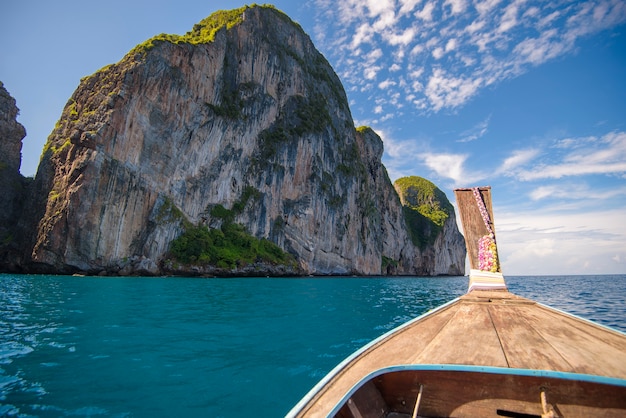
{"left": 9, "top": 5, "right": 465, "bottom": 276}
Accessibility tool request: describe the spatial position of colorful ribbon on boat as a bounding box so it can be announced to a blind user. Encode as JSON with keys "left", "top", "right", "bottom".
{"left": 473, "top": 187, "right": 500, "bottom": 273}
{"left": 472, "top": 187, "right": 494, "bottom": 237}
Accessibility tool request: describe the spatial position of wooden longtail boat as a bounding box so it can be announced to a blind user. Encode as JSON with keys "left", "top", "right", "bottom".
{"left": 287, "top": 187, "right": 626, "bottom": 418}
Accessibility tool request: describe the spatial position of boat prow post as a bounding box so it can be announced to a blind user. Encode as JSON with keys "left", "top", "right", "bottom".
{"left": 454, "top": 186, "right": 507, "bottom": 293}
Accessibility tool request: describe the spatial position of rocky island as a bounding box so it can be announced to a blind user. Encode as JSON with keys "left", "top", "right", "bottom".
{"left": 0, "top": 5, "right": 465, "bottom": 276}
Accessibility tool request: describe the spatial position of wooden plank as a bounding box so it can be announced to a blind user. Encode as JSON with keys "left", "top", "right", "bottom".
{"left": 411, "top": 302, "right": 508, "bottom": 367}
{"left": 462, "top": 290, "right": 528, "bottom": 302}
{"left": 511, "top": 304, "right": 626, "bottom": 379}
{"left": 487, "top": 304, "right": 574, "bottom": 371}
{"left": 343, "top": 381, "right": 388, "bottom": 418}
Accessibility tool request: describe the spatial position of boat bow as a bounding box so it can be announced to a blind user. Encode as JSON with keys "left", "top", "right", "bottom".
{"left": 287, "top": 186, "right": 626, "bottom": 418}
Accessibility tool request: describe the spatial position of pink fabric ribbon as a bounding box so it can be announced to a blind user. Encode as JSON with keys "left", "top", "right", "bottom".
{"left": 472, "top": 187, "right": 494, "bottom": 237}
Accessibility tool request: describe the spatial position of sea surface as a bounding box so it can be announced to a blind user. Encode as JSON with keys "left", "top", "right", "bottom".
{"left": 1, "top": 274, "right": 624, "bottom": 417}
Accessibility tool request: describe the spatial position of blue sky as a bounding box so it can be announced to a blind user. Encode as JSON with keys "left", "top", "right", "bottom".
{"left": 1, "top": 0, "right": 625, "bottom": 275}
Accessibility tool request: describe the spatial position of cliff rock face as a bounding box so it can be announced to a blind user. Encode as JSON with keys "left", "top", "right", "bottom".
{"left": 21, "top": 5, "right": 465, "bottom": 276}
{"left": 393, "top": 176, "right": 466, "bottom": 275}
{"left": 0, "top": 82, "right": 29, "bottom": 270}
{"left": 352, "top": 129, "right": 464, "bottom": 275}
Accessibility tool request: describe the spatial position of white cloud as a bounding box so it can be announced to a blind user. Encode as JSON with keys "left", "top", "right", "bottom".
{"left": 458, "top": 54, "right": 476, "bottom": 67}
{"left": 567, "top": 0, "right": 626, "bottom": 37}
{"left": 420, "top": 153, "right": 470, "bottom": 184}
{"left": 496, "top": 207, "right": 626, "bottom": 275}
{"left": 384, "top": 27, "right": 417, "bottom": 46}
{"left": 522, "top": 6, "right": 540, "bottom": 20}
{"left": 313, "top": 0, "right": 626, "bottom": 113}
{"left": 425, "top": 68, "right": 483, "bottom": 110}
{"left": 475, "top": 0, "right": 503, "bottom": 16}
{"left": 415, "top": 1, "right": 436, "bottom": 21}
{"left": 378, "top": 79, "right": 396, "bottom": 89}
{"left": 399, "top": 0, "right": 423, "bottom": 15}
{"left": 364, "top": 65, "right": 381, "bottom": 80}
{"left": 411, "top": 79, "right": 424, "bottom": 92}
{"left": 412, "top": 152, "right": 487, "bottom": 185}
{"left": 564, "top": 131, "right": 626, "bottom": 164}
{"left": 378, "top": 133, "right": 428, "bottom": 181}
{"left": 425, "top": 36, "right": 439, "bottom": 49}
{"left": 432, "top": 46, "right": 445, "bottom": 59}
{"left": 373, "top": 10, "right": 398, "bottom": 31}
{"left": 520, "top": 161, "right": 626, "bottom": 180}
{"left": 528, "top": 185, "right": 561, "bottom": 201}
{"left": 376, "top": 132, "right": 483, "bottom": 184}
{"left": 496, "top": 149, "right": 540, "bottom": 174}
{"left": 529, "top": 184, "right": 626, "bottom": 201}
{"left": 410, "top": 44, "right": 425, "bottom": 56}
{"left": 351, "top": 23, "right": 374, "bottom": 48}
{"left": 366, "top": 0, "right": 395, "bottom": 19}
{"left": 327, "top": 0, "right": 365, "bottom": 25}
{"left": 513, "top": 29, "right": 570, "bottom": 66}
{"left": 366, "top": 48, "right": 384, "bottom": 63}
{"left": 409, "top": 67, "right": 424, "bottom": 79}
{"left": 445, "top": 0, "right": 467, "bottom": 15}
{"left": 515, "top": 131, "right": 626, "bottom": 180}
{"left": 465, "top": 18, "right": 487, "bottom": 34}
{"left": 445, "top": 38, "right": 458, "bottom": 52}
{"left": 498, "top": 0, "right": 522, "bottom": 33}
{"left": 457, "top": 115, "right": 490, "bottom": 142}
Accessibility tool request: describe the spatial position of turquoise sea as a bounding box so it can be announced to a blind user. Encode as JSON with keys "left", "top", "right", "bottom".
{"left": 1, "top": 274, "right": 625, "bottom": 417}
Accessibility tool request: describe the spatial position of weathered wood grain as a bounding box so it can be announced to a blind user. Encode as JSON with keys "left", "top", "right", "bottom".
{"left": 291, "top": 292, "right": 626, "bottom": 417}
{"left": 487, "top": 304, "right": 573, "bottom": 370}
{"left": 411, "top": 302, "right": 508, "bottom": 366}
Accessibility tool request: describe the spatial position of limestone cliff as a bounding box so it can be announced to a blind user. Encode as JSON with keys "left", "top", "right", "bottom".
{"left": 0, "top": 82, "right": 30, "bottom": 271}
{"left": 18, "top": 5, "right": 465, "bottom": 276}
{"left": 393, "top": 176, "right": 466, "bottom": 275}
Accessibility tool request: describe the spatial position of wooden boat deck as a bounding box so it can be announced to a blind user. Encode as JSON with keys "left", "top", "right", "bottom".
{"left": 291, "top": 290, "right": 626, "bottom": 417}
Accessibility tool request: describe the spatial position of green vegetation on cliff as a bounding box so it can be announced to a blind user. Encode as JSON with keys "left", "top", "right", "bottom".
{"left": 381, "top": 255, "right": 399, "bottom": 272}
{"left": 130, "top": 4, "right": 284, "bottom": 55}
{"left": 394, "top": 176, "right": 453, "bottom": 249}
{"left": 254, "top": 94, "right": 332, "bottom": 165}
{"left": 131, "top": 6, "right": 246, "bottom": 54}
{"left": 395, "top": 176, "right": 452, "bottom": 225}
{"left": 167, "top": 186, "right": 296, "bottom": 269}
{"left": 169, "top": 223, "right": 294, "bottom": 269}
